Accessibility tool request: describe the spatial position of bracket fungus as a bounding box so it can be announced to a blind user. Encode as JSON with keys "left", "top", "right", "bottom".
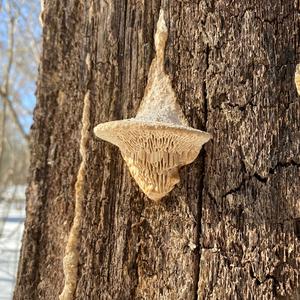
{"left": 94, "top": 9, "right": 211, "bottom": 201}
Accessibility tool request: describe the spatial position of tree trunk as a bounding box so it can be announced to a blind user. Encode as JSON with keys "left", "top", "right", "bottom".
{"left": 14, "top": 0, "right": 300, "bottom": 299}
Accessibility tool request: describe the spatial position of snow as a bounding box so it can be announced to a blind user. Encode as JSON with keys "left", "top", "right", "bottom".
{"left": 0, "top": 186, "right": 26, "bottom": 300}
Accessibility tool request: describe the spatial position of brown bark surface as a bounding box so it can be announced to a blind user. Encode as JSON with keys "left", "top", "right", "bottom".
{"left": 14, "top": 0, "right": 300, "bottom": 299}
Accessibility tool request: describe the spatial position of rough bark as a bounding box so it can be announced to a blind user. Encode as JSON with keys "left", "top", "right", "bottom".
{"left": 14, "top": 0, "right": 300, "bottom": 299}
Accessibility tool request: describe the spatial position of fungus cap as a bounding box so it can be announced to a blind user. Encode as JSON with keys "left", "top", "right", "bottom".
{"left": 94, "top": 120, "right": 211, "bottom": 200}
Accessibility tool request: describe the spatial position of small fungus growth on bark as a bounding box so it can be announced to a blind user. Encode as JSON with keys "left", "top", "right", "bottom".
{"left": 295, "top": 64, "right": 300, "bottom": 95}
{"left": 94, "top": 9, "right": 211, "bottom": 201}
{"left": 59, "top": 91, "right": 90, "bottom": 300}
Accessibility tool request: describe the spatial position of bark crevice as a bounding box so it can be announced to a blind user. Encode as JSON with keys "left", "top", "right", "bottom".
{"left": 194, "top": 42, "right": 211, "bottom": 300}
{"left": 222, "top": 159, "right": 300, "bottom": 199}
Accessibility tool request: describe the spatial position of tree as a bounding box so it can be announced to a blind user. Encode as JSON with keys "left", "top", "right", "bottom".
{"left": 14, "top": 1, "right": 300, "bottom": 299}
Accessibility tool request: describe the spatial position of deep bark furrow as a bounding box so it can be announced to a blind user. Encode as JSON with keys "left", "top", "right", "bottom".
{"left": 194, "top": 41, "right": 211, "bottom": 300}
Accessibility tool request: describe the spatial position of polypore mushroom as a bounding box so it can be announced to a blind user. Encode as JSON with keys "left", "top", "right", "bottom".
{"left": 94, "top": 9, "right": 211, "bottom": 201}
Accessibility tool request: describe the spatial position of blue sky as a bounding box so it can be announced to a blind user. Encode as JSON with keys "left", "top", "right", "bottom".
{"left": 0, "top": 0, "right": 41, "bottom": 132}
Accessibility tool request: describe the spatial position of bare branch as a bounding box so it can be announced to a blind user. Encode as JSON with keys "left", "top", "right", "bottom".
{"left": 0, "top": 102, "right": 7, "bottom": 164}
{"left": 4, "top": 15, "right": 15, "bottom": 92}
{"left": 0, "top": 90, "right": 29, "bottom": 143}
{"left": 0, "top": 12, "right": 29, "bottom": 143}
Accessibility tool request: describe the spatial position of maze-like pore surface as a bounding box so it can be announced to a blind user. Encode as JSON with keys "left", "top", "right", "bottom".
{"left": 114, "top": 126, "right": 206, "bottom": 200}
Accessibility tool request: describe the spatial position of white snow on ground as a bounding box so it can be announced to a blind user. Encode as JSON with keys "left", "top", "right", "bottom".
{"left": 0, "top": 186, "right": 26, "bottom": 300}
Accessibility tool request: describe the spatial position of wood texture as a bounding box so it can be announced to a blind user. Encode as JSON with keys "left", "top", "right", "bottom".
{"left": 14, "top": 0, "right": 300, "bottom": 299}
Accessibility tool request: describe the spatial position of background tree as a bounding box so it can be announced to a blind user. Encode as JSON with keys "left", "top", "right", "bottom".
{"left": 0, "top": 1, "right": 40, "bottom": 297}
{"left": 14, "top": 0, "right": 300, "bottom": 299}
{"left": 0, "top": 0, "right": 40, "bottom": 193}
